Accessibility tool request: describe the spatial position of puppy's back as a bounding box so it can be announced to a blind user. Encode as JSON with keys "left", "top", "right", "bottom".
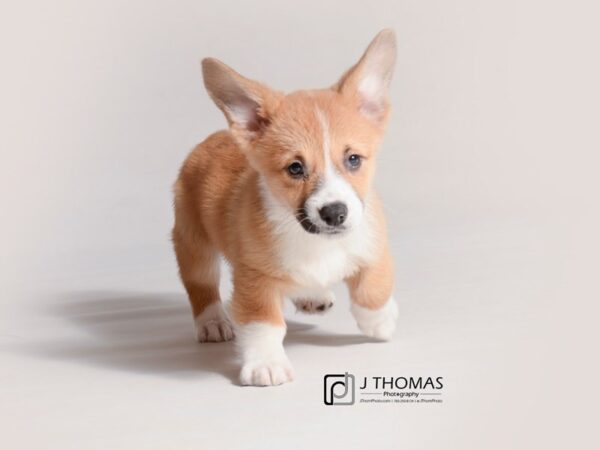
{"left": 173, "top": 130, "right": 248, "bottom": 247}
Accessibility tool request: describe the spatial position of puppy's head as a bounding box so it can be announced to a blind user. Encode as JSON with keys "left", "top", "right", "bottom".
{"left": 202, "top": 30, "right": 396, "bottom": 236}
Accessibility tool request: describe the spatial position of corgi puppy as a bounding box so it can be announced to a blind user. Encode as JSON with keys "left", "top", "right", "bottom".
{"left": 172, "top": 29, "right": 398, "bottom": 386}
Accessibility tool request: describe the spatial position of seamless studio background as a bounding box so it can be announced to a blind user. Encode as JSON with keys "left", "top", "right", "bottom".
{"left": 1, "top": 1, "right": 598, "bottom": 449}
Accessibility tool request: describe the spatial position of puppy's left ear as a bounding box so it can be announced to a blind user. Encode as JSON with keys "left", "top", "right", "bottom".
{"left": 202, "top": 58, "right": 282, "bottom": 146}
{"left": 333, "top": 29, "right": 397, "bottom": 125}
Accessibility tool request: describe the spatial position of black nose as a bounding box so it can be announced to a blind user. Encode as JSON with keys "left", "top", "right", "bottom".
{"left": 318, "top": 202, "right": 348, "bottom": 227}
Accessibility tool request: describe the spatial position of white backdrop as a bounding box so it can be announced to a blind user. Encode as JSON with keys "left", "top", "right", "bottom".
{"left": 1, "top": 1, "right": 598, "bottom": 449}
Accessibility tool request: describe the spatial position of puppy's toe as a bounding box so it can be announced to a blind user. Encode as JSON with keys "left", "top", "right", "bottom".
{"left": 195, "top": 303, "right": 235, "bottom": 343}
{"left": 240, "top": 358, "right": 295, "bottom": 386}
{"left": 293, "top": 292, "right": 335, "bottom": 315}
{"left": 351, "top": 297, "right": 399, "bottom": 341}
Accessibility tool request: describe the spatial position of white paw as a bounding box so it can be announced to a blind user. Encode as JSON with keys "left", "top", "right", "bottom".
{"left": 195, "top": 302, "right": 235, "bottom": 343}
{"left": 293, "top": 295, "right": 335, "bottom": 315}
{"left": 351, "top": 297, "right": 398, "bottom": 341}
{"left": 240, "top": 357, "right": 295, "bottom": 386}
{"left": 236, "top": 323, "right": 294, "bottom": 386}
{"left": 291, "top": 289, "right": 335, "bottom": 314}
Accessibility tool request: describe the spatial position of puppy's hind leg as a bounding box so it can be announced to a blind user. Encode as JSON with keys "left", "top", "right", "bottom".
{"left": 172, "top": 228, "right": 234, "bottom": 342}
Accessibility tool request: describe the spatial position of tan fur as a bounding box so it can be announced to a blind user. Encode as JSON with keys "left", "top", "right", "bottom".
{"left": 346, "top": 235, "right": 395, "bottom": 309}
{"left": 172, "top": 30, "right": 396, "bottom": 327}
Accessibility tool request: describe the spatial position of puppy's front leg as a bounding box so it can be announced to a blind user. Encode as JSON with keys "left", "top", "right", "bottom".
{"left": 346, "top": 249, "right": 398, "bottom": 341}
{"left": 232, "top": 267, "right": 294, "bottom": 386}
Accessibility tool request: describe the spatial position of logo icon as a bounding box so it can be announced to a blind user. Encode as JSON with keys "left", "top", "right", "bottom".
{"left": 324, "top": 372, "right": 355, "bottom": 405}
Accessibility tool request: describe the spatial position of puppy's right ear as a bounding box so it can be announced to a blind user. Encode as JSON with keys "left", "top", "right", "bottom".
{"left": 202, "top": 58, "right": 282, "bottom": 146}
{"left": 333, "top": 29, "right": 397, "bottom": 126}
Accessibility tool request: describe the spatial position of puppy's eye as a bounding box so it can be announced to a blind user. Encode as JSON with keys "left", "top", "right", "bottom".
{"left": 346, "top": 154, "right": 362, "bottom": 170}
{"left": 287, "top": 161, "right": 304, "bottom": 178}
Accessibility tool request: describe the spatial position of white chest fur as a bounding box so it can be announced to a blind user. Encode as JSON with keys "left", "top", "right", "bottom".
{"left": 276, "top": 229, "right": 368, "bottom": 287}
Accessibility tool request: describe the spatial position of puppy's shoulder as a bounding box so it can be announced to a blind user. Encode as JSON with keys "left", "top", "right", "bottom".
{"left": 181, "top": 130, "right": 241, "bottom": 175}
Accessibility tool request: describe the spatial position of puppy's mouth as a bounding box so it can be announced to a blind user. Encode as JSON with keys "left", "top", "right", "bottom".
{"left": 295, "top": 208, "right": 347, "bottom": 236}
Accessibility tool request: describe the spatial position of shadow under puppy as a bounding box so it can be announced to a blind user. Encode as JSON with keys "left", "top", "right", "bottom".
{"left": 172, "top": 29, "right": 399, "bottom": 386}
